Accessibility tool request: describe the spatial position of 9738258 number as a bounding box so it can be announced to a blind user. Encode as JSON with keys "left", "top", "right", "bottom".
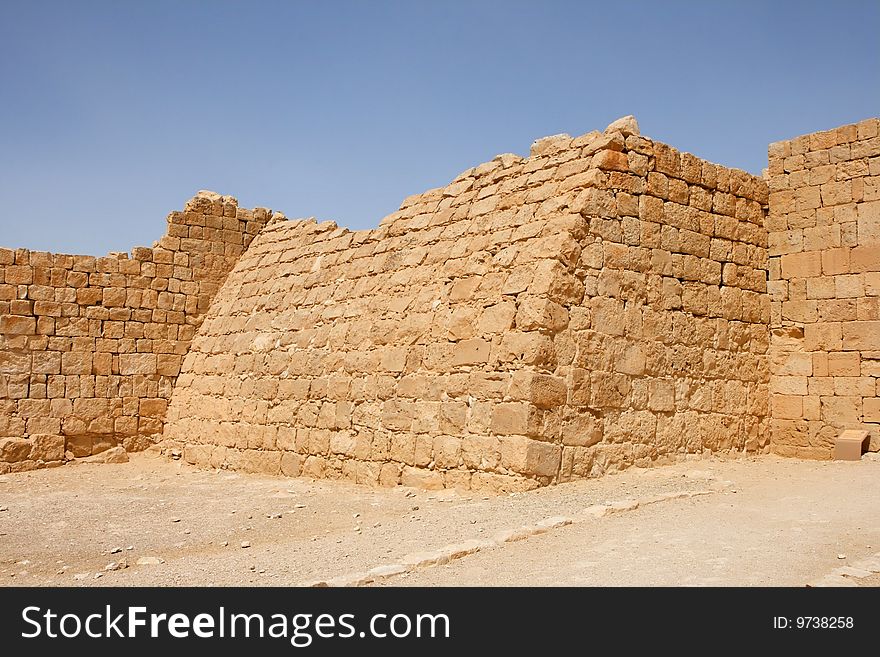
{"left": 797, "top": 617, "right": 853, "bottom": 629}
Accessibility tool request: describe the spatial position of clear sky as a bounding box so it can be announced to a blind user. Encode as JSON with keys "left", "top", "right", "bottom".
{"left": 1, "top": 0, "right": 878, "bottom": 255}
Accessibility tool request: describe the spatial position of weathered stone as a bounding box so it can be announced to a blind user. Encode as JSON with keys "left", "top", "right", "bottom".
{"left": 84, "top": 446, "right": 129, "bottom": 464}
{"left": 3, "top": 117, "right": 879, "bottom": 491}
{"left": 605, "top": 115, "right": 639, "bottom": 137}
{"left": 0, "top": 437, "right": 32, "bottom": 463}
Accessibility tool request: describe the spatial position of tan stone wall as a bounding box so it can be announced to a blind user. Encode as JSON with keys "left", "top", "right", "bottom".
{"left": 19, "top": 116, "right": 874, "bottom": 485}
{"left": 0, "top": 192, "right": 276, "bottom": 471}
{"left": 550, "top": 126, "right": 769, "bottom": 481}
{"left": 767, "top": 118, "right": 880, "bottom": 457}
{"left": 164, "top": 118, "right": 770, "bottom": 491}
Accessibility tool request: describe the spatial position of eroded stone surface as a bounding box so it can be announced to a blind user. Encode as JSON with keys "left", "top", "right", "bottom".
{"left": 0, "top": 192, "right": 277, "bottom": 472}
{"left": 162, "top": 118, "right": 771, "bottom": 490}
{"left": 2, "top": 117, "right": 879, "bottom": 489}
{"left": 767, "top": 118, "right": 880, "bottom": 457}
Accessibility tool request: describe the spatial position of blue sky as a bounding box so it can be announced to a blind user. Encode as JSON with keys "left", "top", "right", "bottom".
{"left": 1, "top": 0, "right": 878, "bottom": 255}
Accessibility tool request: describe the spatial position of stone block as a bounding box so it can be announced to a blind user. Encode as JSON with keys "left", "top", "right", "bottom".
{"left": 857, "top": 201, "right": 880, "bottom": 242}
{"left": 781, "top": 252, "right": 821, "bottom": 279}
{"left": 509, "top": 371, "right": 567, "bottom": 409}
{"left": 0, "top": 315, "right": 36, "bottom": 335}
{"left": 119, "top": 353, "right": 158, "bottom": 375}
{"left": 821, "top": 396, "right": 861, "bottom": 425}
{"left": 29, "top": 434, "right": 65, "bottom": 461}
{"left": 499, "top": 435, "right": 561, "bottom": 477}
{"left": 592, "top": 150, "right": 629, "bottom": 172}
{"left": 863, "top": 398, "right": 880, "bottom": 422}
{"left": 61, "top": 352, "right": 92, "bottom": 375}
{"left": 851, "top": 246, "right": 880, "bottom": 273}
{"left": 478, "top": 302, "right": 516, "bottom": 334}
{"left": 452, "top": 338, "right": 489, "bottom": 366}
{"left": 832, "top": 430, "right": 868, "bottom": 461}
{"left": 515, "top": 296, "right": 568, "bottom": 331}
{"left": 490, "top": 402, "right": 540, "bottom": 436}
{"left": 139, "top": 398, "right": 168, "bottom": 418}
{"left": 770, "top": 376, "right": 808, "bottom": 395}
{"left": 648, "top": 379, "right": 675, "bottom": 412}
{"left": 0, "top": 351, "right": 30, "bottom": 374}
{"left": 822, "top": 248, "right": 850, "bottom": 275}
{"left": 827, "top": 352, "right": 860, "bottom": 376}
{"left": 842, "top": 321, "right": 880, "bottom": 350}
{"left": 772, "top": 395, "right": 803, "bottom": 420}
{"left": 804, "top": 323, "right": 842, "bottom": 351}
{"left": 400, "top": 466, "right": 444, "bottom": 490}
{"left": 0, "top": 437, "right": 32, "bottom": 462}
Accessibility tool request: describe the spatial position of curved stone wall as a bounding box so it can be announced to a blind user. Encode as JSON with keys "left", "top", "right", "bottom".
{"left": 163, "top": 117, "right": 771, "bottom": 491}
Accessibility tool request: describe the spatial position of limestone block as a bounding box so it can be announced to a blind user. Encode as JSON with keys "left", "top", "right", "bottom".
{"left": 772, "top": 395, "right": 803, "bottom": 420}
{"left": 119, "top": 353, "right": 158, "bottom": 375}
{"left": 561, "top": 414, "right": 602, "bottom": 447}
{"left": 857, "top": 201, "right": 880, "bottom": 243}
{"left": 0, "top": 351, "right": 30, "bottom": 374}
{"left": 452, "top": 338, "right": 490, "bottom": 366}
{"left": 581, "top": 132, "right": 624, "bottom": 156}
{"left": 399, "top": 465, "right": 443, "bottom": 490}
{"left": 781, "top": 251, "right": 822, "bottom": 278}
{"left": 770, "top": 376, "right": 808, "bottom": 395}
{"left": 490, "top": 402, "right": 541, "bottom": 436}
{"left": 863, "top": 398, "right": 880, "bottom": 422}
{"left": 499, "top": 435, "right": 561, "bottom": 477}
{"left": 27, "top": 434, "right": 64, "bottom": 461}
{"left": 508, "top": 371, "right": 567, "bottom": 409}
{"left": 605, "top": 115, "right": 639, "bottom": 137}
{"left": 851, "top": 245, "right": 880, "bottom": 273}
{"left": 497, "top": 331, "right": 555, "bottom": 367}
{"left": 592, "top": 150, "right": 629, "bottom": 172}
{"left": 842, "top": 321, "right": 880, "bottom": 350}
{"left": 590, "top": 371, "right": 631, "bottom": 408}
{"left": 0, "top": 437, "right": 32, "bottom": 462}
{"left": 804, "top": 323, "right": 842, "bottom": 351}
{"left": 139, "top": 398, "right": 168, "bottom": 418}
{"left": 530, "top": 133, "right": 571, "bottom": 157}
{"left": 0, "top": 315, "right": 36, "bottom": 335}
{"left": 515, "top": 296, "right": 568, "bottom": 331}
{"left": 827, "top": 352, "right": 860, "bottom": 376}
{"left": 648, "top": 379, "right": 675, "bottom": 411}
{"left": 821, "top": 396, "right": 861, "bottom": 425}
{"left": 61, "top": 352, "right": 92, "bottom": 375}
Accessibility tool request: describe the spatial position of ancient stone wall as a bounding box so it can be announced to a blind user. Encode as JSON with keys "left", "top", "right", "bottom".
{"left": 163, "top": 117, "right": 770, "bottom": 491}
{"left": 6, "top": 116, "right": 877, "bottom": 486}
{"left": 767, "top": 118, "right": 880, "bottom": 457}
{"left": 0, "top": 192, "right": 276, "bottom": 471}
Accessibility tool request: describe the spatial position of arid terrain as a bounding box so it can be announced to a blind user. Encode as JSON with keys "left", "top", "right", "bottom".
{"left": 1, "top": 452, "right": 878, "bottom": 587}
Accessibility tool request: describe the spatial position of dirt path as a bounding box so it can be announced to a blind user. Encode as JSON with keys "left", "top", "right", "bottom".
{"left": 0, "top": 452, "right": 878, "bottom": 587}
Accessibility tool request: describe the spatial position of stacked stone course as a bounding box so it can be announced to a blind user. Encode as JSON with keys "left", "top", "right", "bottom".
{"left": 0, "top": 192, "right": 276, "bottom": 471}
{"left": 767, "top": 118, "right": 880, "bottom": 456}
{"left": 3, "top": 115, "right": 877, "bottom": 488}
{"left": 163, "top": 116, "right": 771, "bottom": 491}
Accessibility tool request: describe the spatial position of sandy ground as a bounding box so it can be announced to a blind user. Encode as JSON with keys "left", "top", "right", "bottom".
{"left": 0, "top": 452, "right": 878, "bottom": 587}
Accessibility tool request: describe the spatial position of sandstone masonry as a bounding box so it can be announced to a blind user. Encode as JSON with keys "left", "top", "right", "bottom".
{"left": 164, "top": 117, "right": 770, "bottom": 492}
{"left": 2, "top": 116, "right": 878, "bottom": 487}
{"left": 767, "top": 118, "right": 880, "bottom": 457}
{"left": 0, "top": 193, "right": 276, "bottom": 471}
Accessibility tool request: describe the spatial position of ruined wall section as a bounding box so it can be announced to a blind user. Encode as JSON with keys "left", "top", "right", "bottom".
{"left": 767, "top": 118, "right": 880, "bottom": 457}
{"left": 0, "top": 192, "right": 276, "bottom": 471}
{"left": 165, "top": 118, "right": 770, "bottom": 491}
{"left": 545, "top": 123, "right": 770, "bottom": 480}
{"left": 165, "top": 154, "right": 586, "bottom": 493}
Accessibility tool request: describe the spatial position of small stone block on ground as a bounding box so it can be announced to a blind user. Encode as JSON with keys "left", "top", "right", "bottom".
{"left": 832, "top": 430, "right": 869, "bottom": 461}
